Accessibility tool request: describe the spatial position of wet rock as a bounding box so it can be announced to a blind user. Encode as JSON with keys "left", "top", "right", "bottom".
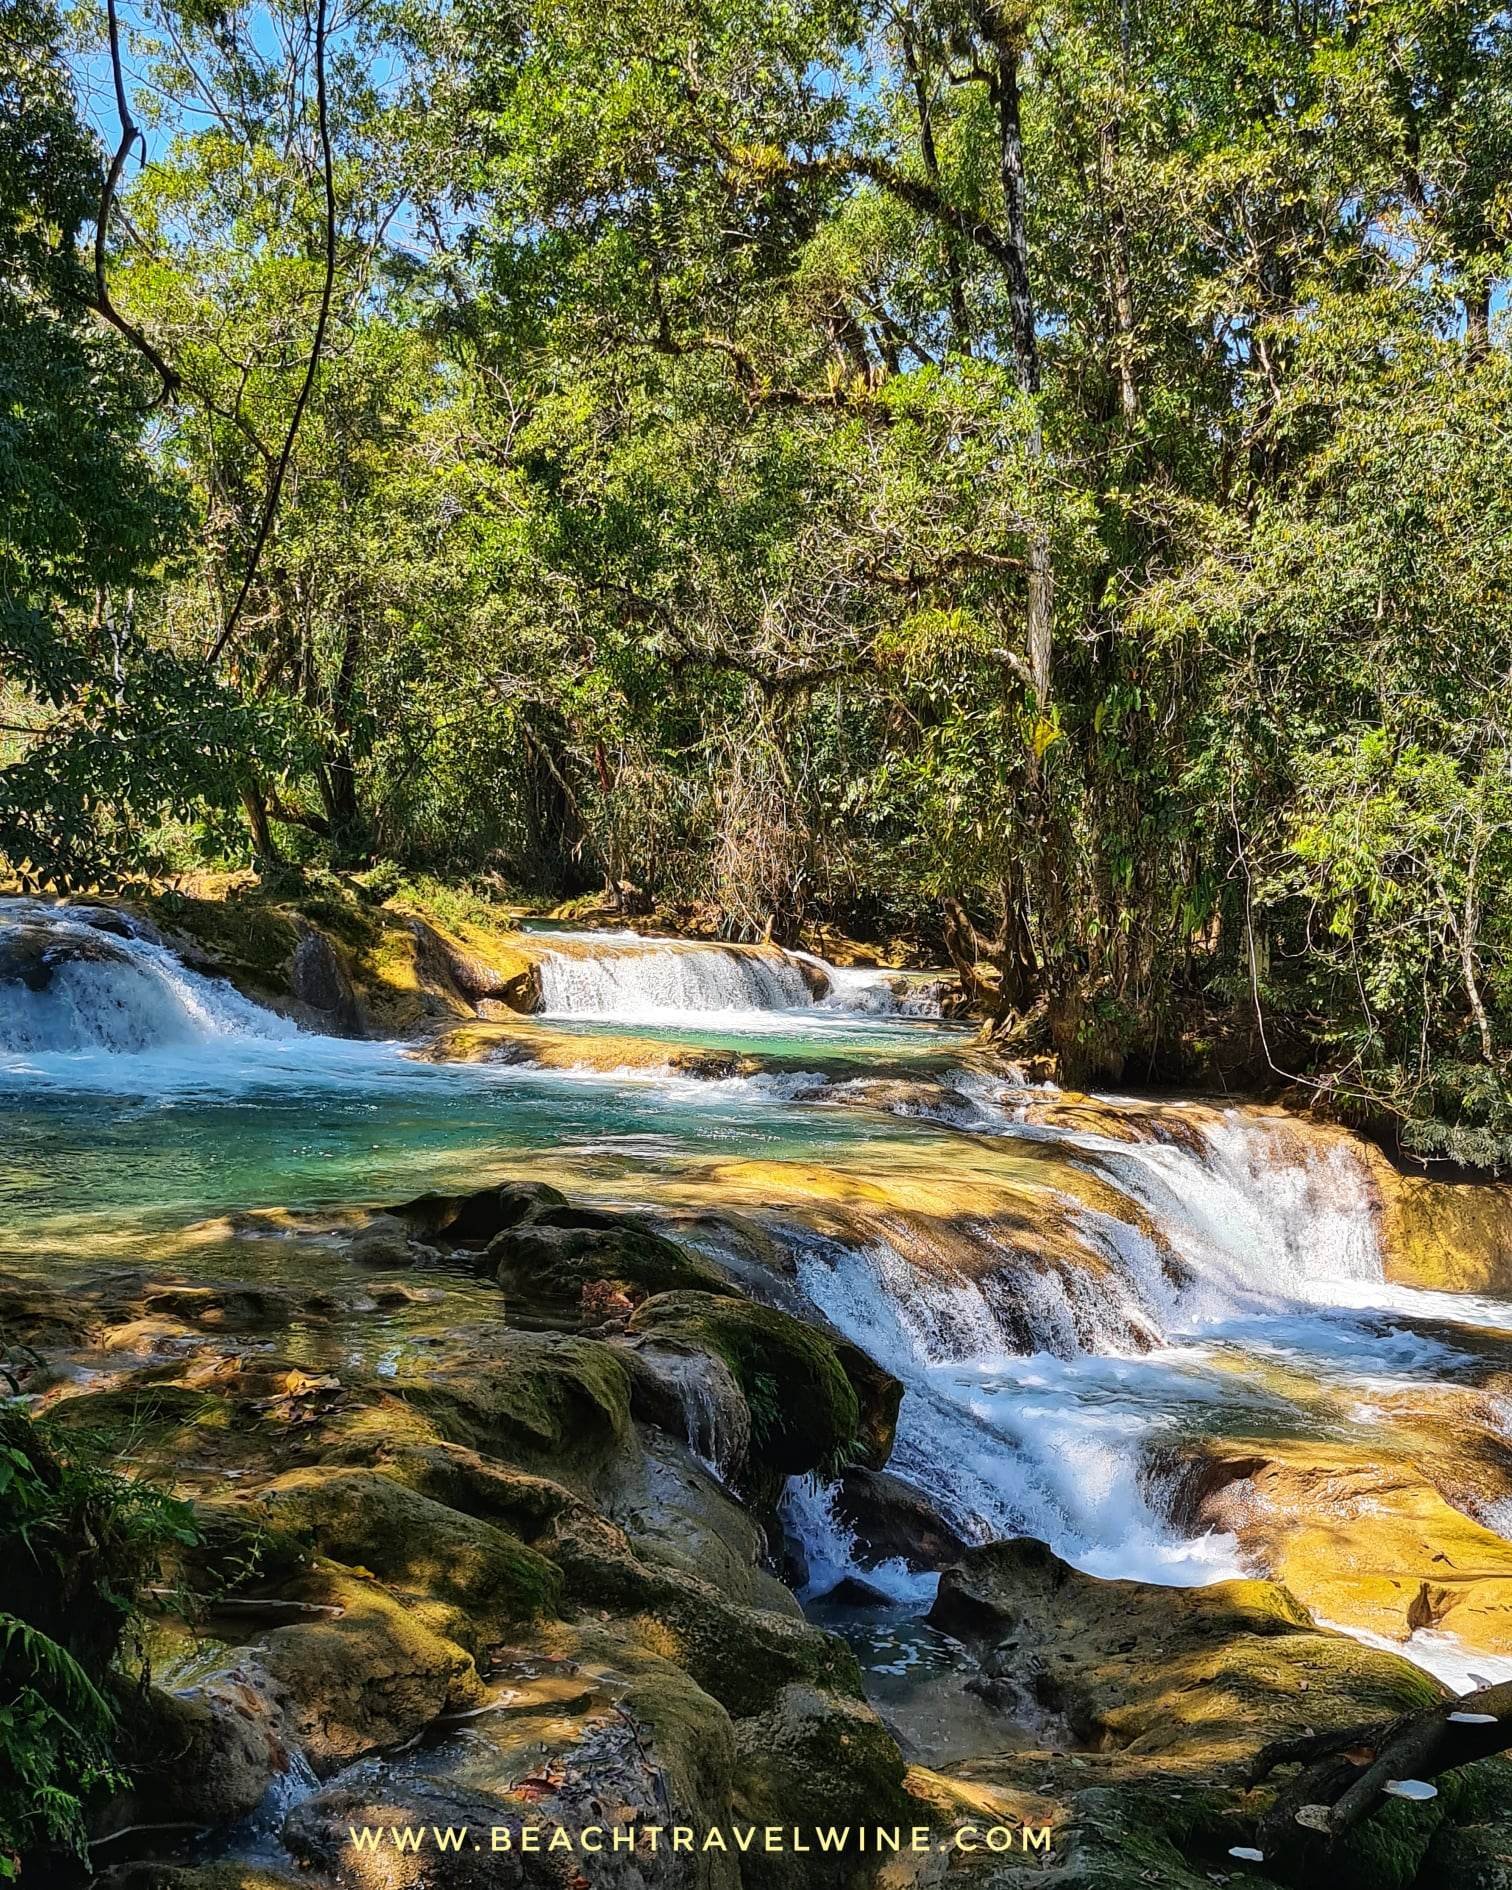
{"left": 284, "top": 1776, "right": 571, "bottom": 1889}
{"left": 110, "top": 1676, "right": 286, "bottom": 1829}
{"left": 930, "top": 1538, "right": 1444, "bottom": 1765}
{"left": 289, "top": 926, "right": 362, "bottom": 1033}
{"left": 0, "top": 917, "right": 135, "bottom": 991}
{"left": 347, "top": 1212, "right": 420, "bottom": 1268}
{"left": 832, "top": 1467, "right": 967, "bottom": 1571}
{"left": 624, "top": 1338, "right": 752, "bottom": 1480}
{"left": 731, "top": 1682, "right": 913, "bottom": 1888}
{"left": 410, "top": 1334, "right": 634, "bottom": 1490}
{"left": 237, "top": 1466, "right": 563, "bottom": 1625}
{"left": 0, "top": 1271, "right": 94, "bottom": 1352}
{"left": 389, "top": 1181, "right": 570, "bottom": 1243}
{"left": 1168, "top": 1439, "right": 1512, "bottom": 1659}
{"left": 828, "top": 1335, "right": 902, "bottom": 1469}
{"left": 629, "top": 1291, "right": 898, "bottom": 1485}
{"left": 254, "top": 1573, "right": 486, "bottom": 1772}
{"left": 141, "top": 1284, "right": 303, "bottom": 1327}
{"left": 608, "top": 1429, "right": 796, "bottom": 1614}
{"left": 533, "top": 1504, "right": 860, "bottom": 1718}
{"left": 486, "top": 1216, "right": 727, "bottom": 1311}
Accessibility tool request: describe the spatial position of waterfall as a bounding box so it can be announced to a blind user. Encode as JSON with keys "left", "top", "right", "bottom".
{"left": 782, "top": 1105, "right": 1406, "bottom": 1592}
{"left": 0, "top": 900, "right": 295, "bottom": 1057}
{"left": 532, "top": 930, "right": 939, "bottom": 1022}
{"left": 535, "top": 936, "right": 814, "bottom": 1018}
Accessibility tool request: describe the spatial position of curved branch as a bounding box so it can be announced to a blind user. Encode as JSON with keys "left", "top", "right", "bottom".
{"left": 206, "top": 0, "right": 336, "bottom": 669}
{"left": 88, "top": 0, "right": 181, "bottom": 403}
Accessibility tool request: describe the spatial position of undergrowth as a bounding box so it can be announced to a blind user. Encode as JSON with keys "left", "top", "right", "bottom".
{"left": 0, "top": 1404, "right": 197, "bottom": 1879}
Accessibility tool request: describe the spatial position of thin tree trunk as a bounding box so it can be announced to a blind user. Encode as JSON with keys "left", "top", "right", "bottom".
{"left": 1465, "top": 279, "right": 1491, "bottom": 360}
{"left": 986, "top": 17, "right": 1054, "bottom": 703}
{"left": 241, "top": 782, "right": 278, "bottom": 867}
{"left": 1102, "top": 0, "right": 1139, "bottom": 425}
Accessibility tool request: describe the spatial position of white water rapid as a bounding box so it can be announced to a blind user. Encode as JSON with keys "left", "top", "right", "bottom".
{"left": 531, "top": 928, "right": 939, "bottom": 1024}
{"left": 0, "top": 902, "right": 295, "bottom": 1059}
{"left": 8, "top": 900, "right": 1511, "bottom": 1693}
{"left": 784, "top": 1097, "right": 1512, "bottom": 1689}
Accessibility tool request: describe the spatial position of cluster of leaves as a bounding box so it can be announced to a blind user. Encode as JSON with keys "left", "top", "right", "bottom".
{"left": 0, "top": 1404, "right": 198, "bottom": 1876}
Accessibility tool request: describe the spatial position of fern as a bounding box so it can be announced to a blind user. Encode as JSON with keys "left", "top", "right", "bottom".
{"left": 0, "top": 1402, "right": 197, "bottom": 1874}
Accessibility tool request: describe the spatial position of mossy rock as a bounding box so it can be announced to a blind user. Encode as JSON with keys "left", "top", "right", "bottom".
{"left": 284, "top": 1777, "right": 570, "bottom": 1889}
{"left": 1420, "top": 1820, "right": 1512, "bottom": 1890}
{"left": 255, "top": 1571, "right": 486, "bottom": 1771}
{"left": 388, "top": 1180, "right": 569, "bottom": 1242}
{"left": 486, "top": 1214, "right": 729, "bottom": 1311}
{"left": 538, "top": 1505, "right": 862, "bottom": 1717}
{"left": 145, "top": 891, "right": 301, "bottom": 993}
{"left": 406, "top": 1333, "right": 633, "bottom": 1487}
{"left": 233, "top": 1467, "right": 562, "bottom": 1623}
{"left": 629, "top": 1290, "right": 870, "bottom": 1480}
{"left": 932, "top": 1539, "right": 1444, "bottom": 1773}
{"left": 108, "top": 1678, "right": 282, "bottom": 1831}
{"left": 730, "top": 1682, "right": 913, "bottom": 1889}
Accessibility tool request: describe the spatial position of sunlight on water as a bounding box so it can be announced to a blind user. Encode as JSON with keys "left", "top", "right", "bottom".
{"left": 6, "top": 896, "right": 1512, "bottom": 1690}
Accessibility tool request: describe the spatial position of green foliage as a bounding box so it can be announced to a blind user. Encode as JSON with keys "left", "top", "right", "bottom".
{"left": 0, "top": 0, "right": 294, "bottom": 890}
{"left": 0, "top": 1405, "right": 198, "bottom": 1875}
{"left": 7, "top": 0, "right": 1509, "bottom": 1153}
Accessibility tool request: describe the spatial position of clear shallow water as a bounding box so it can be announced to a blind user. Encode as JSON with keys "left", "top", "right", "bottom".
{"left": 7, "top": 903, "right": 1512, "bottom": 1694}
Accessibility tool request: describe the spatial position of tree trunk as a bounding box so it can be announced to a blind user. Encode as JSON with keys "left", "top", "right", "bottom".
{"left": 987, "top": 17, "right": 1053, "bottom": 703}
{"left": 1465, "top": 278, "right": 1491, "bottom": 359}
{"left": 1103, "top": 0, "right": 1139, "bottom": 426}
{"left": 241, "top": 781, "right": 279, "bottom": 870}
{"left": 903, "top": 29, "right": 972, "bottom": 354}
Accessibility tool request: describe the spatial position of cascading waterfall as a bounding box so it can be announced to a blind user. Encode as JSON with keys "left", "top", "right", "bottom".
{"left": 8, "top": 899, "right": 1510, "bottom": 1694}
{"left": 0, "top": 901, "right": 295, "bottom": 1057}
{"left": 781, "top": 1102, "right": 1483, "bottom": 1610}
{"left": 535, "top": 936, "right": 815, "bottom": 1018}
{"left": 533, "top": 928, "right": 940, "bottom": 1022}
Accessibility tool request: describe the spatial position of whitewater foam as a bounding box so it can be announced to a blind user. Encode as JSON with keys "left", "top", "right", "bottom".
{"left": 0, "top": 902, "right": 296, "bottom": 1061}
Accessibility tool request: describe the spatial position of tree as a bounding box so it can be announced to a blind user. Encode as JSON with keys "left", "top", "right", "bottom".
{"left": 0, "top": 0, "right": 273, "bottom": 888}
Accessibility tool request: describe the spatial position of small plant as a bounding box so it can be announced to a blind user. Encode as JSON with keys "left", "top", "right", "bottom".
{"left": 0, "top": 1405, "right": 198, "bottom": 1878}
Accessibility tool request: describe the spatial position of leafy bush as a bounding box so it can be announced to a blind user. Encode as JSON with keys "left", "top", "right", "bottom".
{"left": 0, "top": 1406, "right": 197, "bottom": 1878}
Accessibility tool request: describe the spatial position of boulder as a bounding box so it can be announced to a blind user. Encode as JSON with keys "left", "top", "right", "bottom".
{"left": 486, "top": 1214, "right": 727, "bottom": 1311}
{"left": 832, "top": 1467, "right": 967, "bottom": 1570}
{"left": 254, "top": 1573, "right": 486, "bottom": 1772}
{"left": 629, "top": 1291, "right": 896, "bottom": 1484}
{"left": 929, "top": 1538, "right": 1443, "bottom": 1767}
{"left": 623, "top": 1338, "right": 753, "bottom": 1480}
{"left": 107, "top": 1677, "right": 285, "bottom": 1830}
{"left": 730, "top": 1683, "right": 913, "bottom": 1889}
{"left": 407, "top": 1333, "right": 634, "bottom": 1489}
{"left": 236, "top": 1467, "right": 562, "bottom": 1625}
{"left": 388, "top": 1181, "right": 569, "bottom": 1243}
{"left": 283, "top": 1777, "right": 571, "bottom": 1890}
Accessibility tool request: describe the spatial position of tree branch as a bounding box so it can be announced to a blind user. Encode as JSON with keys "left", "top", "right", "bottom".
{"left": 206, "top": 0, "right": 337, "bottom": 669}
{"left": 88, "top": 0, "right": 182, "bottom": 404}
{"left": 1249, "top": 1679, "right": 1512, "bottom": 1865}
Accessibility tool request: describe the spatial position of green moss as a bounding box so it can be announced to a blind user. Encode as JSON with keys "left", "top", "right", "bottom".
{"left": 731, "top": 1684, "right": 913, "bottom": 1889}
{"left": 636, "top": 1585, "right": 865, "bottom": 1719}
{"left": 487, "top": 1214, "right": 729, "bottom": 1309}
{"left": 630, "top": 1291, "right": 861, "bottom": 1479}
{"left": 236, "top": 1467, "right": 562, "bottom": 1622}
{"left": 145, "top": 891, "right": 299, "bottom": 988}
{"left": 406, "top": 1334, "right": 634, "bottom": 1486}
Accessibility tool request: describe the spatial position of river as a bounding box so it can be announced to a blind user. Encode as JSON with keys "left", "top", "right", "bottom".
{"left": 5, "top": 899, "right": 1512, "bottom": 1705}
